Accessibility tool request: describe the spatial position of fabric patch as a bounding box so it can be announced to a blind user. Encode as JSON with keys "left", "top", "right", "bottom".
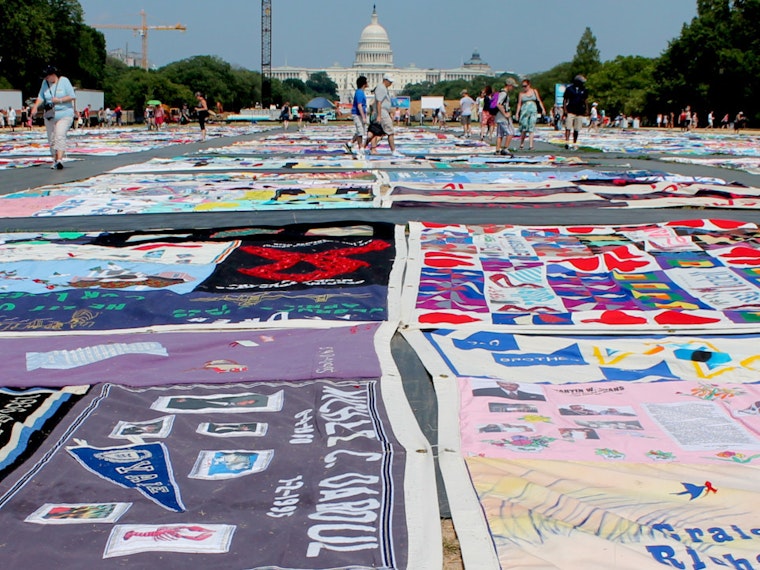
{"left": 104, "top": 524, "right": 235, "bottom": 558}
{"left": 0, "top": 379, "right": 417, "bottom": 568}
{"left": 25, "top": 502, "right": 131, "bottom": 525}
{"left": 5, "top": 325, "right": 383, "bottom": 388}
{"left": 405, "top": 220, "right": 760, "bottom": 331}
{"left": 0, "top": 386, "right": 87, "bottom": 480}
{"left": 67, "top": 442, "right": 185, "bottom": 512}
{"left": 460, "top": 378, "right": 760, "bottom": 463}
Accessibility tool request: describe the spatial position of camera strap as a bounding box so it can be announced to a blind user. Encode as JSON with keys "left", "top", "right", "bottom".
{"left": 44, "top": 80, "right": 59, "bottom": 104}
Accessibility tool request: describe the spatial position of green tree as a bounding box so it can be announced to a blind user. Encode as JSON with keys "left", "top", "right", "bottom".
{"left": 524, "top": 62, "right": 573, "bottom": 110}
{"left": 271, "top": 78, "right": 308, "bottom": 108}
{"left": 305, "top": 71, "right": 338, "bottom": 99}
{"left": 103, "top": 58, "right": 192, "bottom": 114}
{"left": 160, "top": 56, "right": 237, "bottom": 109}
{"left": 571, "top": 27, "right": 601, "bottom": 79}
{"left": 654, "top": 0, "right": 760, "bottom": 122}
{"left": 587, "top": 56, "right": 656, "bottom": 118}
{"left": 229, "top": 67, "right": 261, "bottom": 110}
{"left": 0, "top": 0, "right": 105, "bottom": 96}
{"left": 283, "top": 78, "right": 308, "bottom": 93}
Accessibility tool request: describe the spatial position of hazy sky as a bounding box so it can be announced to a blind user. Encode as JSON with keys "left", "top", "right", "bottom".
{"left": 78, "top": 0, "right": 698, "bottom": 75}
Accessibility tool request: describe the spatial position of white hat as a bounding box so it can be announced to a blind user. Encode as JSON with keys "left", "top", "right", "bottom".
{"left": 592, "top": 102, "right": 598, "bottom": 106}
{"left": 383, "top": 73, "right": 394, "bottom": 83}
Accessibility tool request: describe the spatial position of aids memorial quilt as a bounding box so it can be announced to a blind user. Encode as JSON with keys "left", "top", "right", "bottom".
{"left": 403, "top": 219, "right": 760, "bottom": 332}
{"left": 411, "top": 330, "right": 760, "bottom": 568}
{"left": 465, "top": 457, "right": 760, "bottom": 569}
{"left": 0, "top": 222, "right": 404, "bottom": 332}
{"left": 406, "top": 329, "right": 760, "bottom": 384}
{"left": 663, "top": 156, "right": 760, "bottom": 175}
{"left": 546, "top": 129, "right": 760, "bottom": 157}
{"left": 0, "top": 170, "right": 381, "bottom": 217}
{"left": 385, "top": 169, "right": 727, "bottom": 185}
{"left": 108, "top": 156, "right": 410, "bottom": 173}
{"left": 0, "top": 376, "right": 439, "bottom": 568}
{"left": 459, "top": 376, "right": 760, "bottom": 464}
{"left": 0, "top": 323, "right": 385, "bottom": 388}
{"left": 385, "top": 180, "right": 760, "bottom": 209}
{"left": 385, "top": 181, "right": 610, "bottom": 208}
{"left": 0, "top": 385, "right": 88, "bottom": 480}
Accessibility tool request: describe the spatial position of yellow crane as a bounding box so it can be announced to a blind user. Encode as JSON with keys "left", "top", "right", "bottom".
{"left": 93, "top": 10, "right": 186, "bottom": 70}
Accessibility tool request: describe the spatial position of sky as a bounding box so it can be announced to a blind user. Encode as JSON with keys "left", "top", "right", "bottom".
{"left": 78, "top": 0, "right": 698, "bottom": 76}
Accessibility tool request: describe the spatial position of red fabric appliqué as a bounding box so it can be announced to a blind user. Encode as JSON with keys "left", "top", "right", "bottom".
{"left": 237, "top": 240, "right": 390, "bottom": 282}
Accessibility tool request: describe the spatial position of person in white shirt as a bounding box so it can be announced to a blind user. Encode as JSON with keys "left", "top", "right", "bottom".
{"left": 459, "top": 90, "right": 475, "bottom": 138}
{"left": 366, "top": 74, "right": 403, "bottom": 157}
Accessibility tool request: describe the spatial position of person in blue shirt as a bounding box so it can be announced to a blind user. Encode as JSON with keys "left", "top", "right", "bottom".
{"left": 346, "top": 75, "right": 368, "bottom": 158}
{"left": 30, "top": 65, "right": 76, "bottom": 170}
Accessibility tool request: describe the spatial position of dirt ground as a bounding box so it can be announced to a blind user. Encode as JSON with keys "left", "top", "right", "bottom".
{"left": 442, "top": 518, "right": 464, "bottom": 569}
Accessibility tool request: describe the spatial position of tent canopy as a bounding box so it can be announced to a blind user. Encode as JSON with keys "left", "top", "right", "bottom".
{"left": 304, "top": 97, "right": 335, "bottom": 110}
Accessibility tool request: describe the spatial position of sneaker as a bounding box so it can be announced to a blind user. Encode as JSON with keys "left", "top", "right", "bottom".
{"left": 499, "top": 149, "right": 514, "bottom": 157}
{"left": 343, "top": 143, "right": 354, "bottom": 155}
{"left": 55, "top": 161, "right": 63, "bottom": 170}
{"left": 391, "top": 151, "right": 404, "bottom": 158}
{"left": 356, "top": 150, "right": 366, "bottom": 159}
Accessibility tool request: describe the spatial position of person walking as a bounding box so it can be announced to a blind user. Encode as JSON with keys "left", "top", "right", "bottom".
{"left": 438, "top": 103, "right": 447, "bottom": 130}
{"left": 155, "top": 104, "right": 165, "bottom": 130}
{"left": 29, "top": 65, "right": 76, "bottom": 170}
{"left": 279, "top": 100, "right": 290, "bottom": 131}
{"left": 516, "top": 77, "right": 547, "bottom": 151}
{"left": 479, "top": 85, "right": 495, "bottom": 141}
{"left": 7, "top": 107, "right": 16, "bottom": 132}
{"left": 494, "top": 78, "right": 517, "bottom": 156}
{"left": 346, "top": 75, "right": 368, "bottom": 158}
{"left": 366, "top": 73, "right": 402, "bottom": 157}
{"left": 459, "top": 89, "right": 475, "bottom": 138}
{"left": 734, "top": 111, "right": 747, "bottom": 133}
{"left": 145, "top": 104, "right": 155, "bottom": 130}
{"left": 562, "top": 75, "right": 588, "bottom": 149}
{"left": 588, "top": 102, "right": 599, "bottom": 132}
{"left": 195, "top": 92, "right": 209, "bottom": 141}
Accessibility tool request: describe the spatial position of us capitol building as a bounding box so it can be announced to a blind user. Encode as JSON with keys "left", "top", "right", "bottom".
{"left": 271, "top": 6, "right": 493, "bottom": 103}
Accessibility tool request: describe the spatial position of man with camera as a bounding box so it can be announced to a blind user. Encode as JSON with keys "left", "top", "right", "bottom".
{"left": 30, "top": 65, "right": 76, "bottom": 170}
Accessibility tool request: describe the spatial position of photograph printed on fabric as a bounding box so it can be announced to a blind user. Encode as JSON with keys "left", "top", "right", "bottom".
{"left": 188, "top": 449, "right": 274, "bottom": 480}
{"left": 109, "top": 416, "right": 175, "bottom": 439}
{"left": 25, "top": 502, "right": 132, "bottom": 525}
{"left": 103, "top": 523, "right": 236, "bottom": 558}
{"left": 150, "top": 390, "right": 284, "bottom": 414}
{"left": 196, "top": 421, "right": 268, "bottom": 437}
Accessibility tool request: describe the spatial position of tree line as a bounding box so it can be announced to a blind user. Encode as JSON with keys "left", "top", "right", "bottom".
{"left": 0, "top": 0, "right": 756, "bottom": 124}
{"left": 400, "top": 1, "right": 759, "bottom": 126}
{"left": 0, "top": 0, "right": 337, "bottom": 114}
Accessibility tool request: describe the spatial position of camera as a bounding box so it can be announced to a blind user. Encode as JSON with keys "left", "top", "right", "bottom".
{"left": 43, "top": 102, "right": 54, "bottom": 111}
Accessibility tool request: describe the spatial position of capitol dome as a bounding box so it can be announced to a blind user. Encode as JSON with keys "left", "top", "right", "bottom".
{"left": 353, "top": 6, "right": 393, "bottom": 68}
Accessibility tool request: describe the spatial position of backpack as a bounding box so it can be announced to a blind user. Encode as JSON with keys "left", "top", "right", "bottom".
{"left": 487, "top": 92, "right": 500, "bottom": 115}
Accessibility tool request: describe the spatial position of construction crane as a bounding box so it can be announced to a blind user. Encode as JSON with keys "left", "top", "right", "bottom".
{"left": 261, "top": 0, "right": 272, "bottom": 107}
{"left": 94, "top": 10, "right": 186, "bottom": 70}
